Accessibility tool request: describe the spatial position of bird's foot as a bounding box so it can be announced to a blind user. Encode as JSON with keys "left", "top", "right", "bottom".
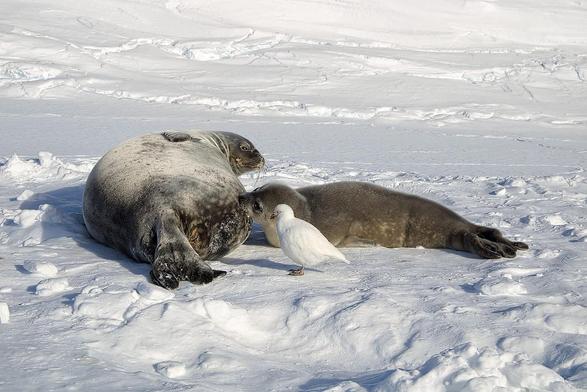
{"left": 288, "top": 267, "right": 305, "bottom": 276}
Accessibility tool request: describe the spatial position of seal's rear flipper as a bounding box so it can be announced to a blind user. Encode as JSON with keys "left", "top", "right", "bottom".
{"left": 512, "top": 241, "right": 529, "bottom": 250}
{"left": 151, "top": 211, "right": 225, "bottom": 289}
{"left": 463, "top": 230, "right": 522, "bottom": 259}
{"left": 476, "top": 227, "right": 529, "bottom": 251}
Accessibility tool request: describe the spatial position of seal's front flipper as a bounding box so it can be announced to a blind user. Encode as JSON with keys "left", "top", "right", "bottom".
{"left": 161, "top": 131, "right": 192, "bottom": 143}
{"left": 151, "top": 211, "right": 225, "bottom": 289}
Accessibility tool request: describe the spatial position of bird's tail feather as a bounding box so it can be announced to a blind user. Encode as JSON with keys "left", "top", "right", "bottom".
{"left": 330, "top": 249, "right": 350, "bottom": 264}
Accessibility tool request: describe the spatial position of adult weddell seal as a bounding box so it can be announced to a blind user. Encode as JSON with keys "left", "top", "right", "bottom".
{"left": 239, "top": 182, "right": 528, "bottom": 259}
{"left": 83, "top": 130, "right": 264, "bottom": 289}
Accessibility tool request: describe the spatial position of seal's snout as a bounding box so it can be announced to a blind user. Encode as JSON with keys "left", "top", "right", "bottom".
{"left": 238, "top": 194, "right": 249, "bottom": 205}
{"left": 255, "top": 153, "right": 265, "bottom": 168}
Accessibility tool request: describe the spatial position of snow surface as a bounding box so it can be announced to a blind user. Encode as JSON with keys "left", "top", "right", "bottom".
{"left": 1, "top": 0, "right": 586, "bottom": 391}
{"left": 0, "top": 302, "right": 9, "bottom": 324}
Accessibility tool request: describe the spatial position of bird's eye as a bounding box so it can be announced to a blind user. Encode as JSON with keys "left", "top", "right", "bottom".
{"left": 240, "top": 144, "right": 251, "bottom": 151}
{"left": 253, "top": 201, "right": 263, "bottom": 213}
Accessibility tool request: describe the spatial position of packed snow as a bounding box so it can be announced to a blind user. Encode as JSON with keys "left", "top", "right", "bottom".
{"left": 1, "top": 0, "right": 586, "bottom": 391}
{"left": 22, "top": 259, "right": 59, "bottom": 277}
{"left": 0, "top": 302, "right": 9, "bottom": 324}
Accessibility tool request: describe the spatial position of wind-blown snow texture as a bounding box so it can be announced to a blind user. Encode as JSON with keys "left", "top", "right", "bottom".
{"left": 0, "top": 1, "right": 586, "bottom": 391}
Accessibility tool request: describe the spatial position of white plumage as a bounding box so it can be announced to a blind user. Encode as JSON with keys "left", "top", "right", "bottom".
{"left": 271, "top": 204, "right": 349, "bottom": 275}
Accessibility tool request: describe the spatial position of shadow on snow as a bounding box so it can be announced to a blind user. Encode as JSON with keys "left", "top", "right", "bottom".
{"left": 17, "top": 184, "right": 278, "bottom": 279}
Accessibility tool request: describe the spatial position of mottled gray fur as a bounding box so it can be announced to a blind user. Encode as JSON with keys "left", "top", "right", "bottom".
{"left": 83, "top": 130, "right": 264, "bottom": 289}
{"left": 239, "top": 182, "right": 528, "bottom": 259}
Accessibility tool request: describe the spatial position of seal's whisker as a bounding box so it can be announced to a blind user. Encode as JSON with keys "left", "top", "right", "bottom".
{"left": 253, "top": 165, "right": 263, "bottom": 188}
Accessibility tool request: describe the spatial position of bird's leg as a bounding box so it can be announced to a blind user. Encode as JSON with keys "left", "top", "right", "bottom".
{"left": 288, "top": 266, "right": 305, "bottom": 276}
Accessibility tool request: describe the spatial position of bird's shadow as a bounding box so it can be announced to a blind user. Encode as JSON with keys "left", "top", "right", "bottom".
{"left": 222, "top": 257, "right": 295, "bottom": 271}
{"left": 222, "top": 257, "right": 322, "bottom": 275}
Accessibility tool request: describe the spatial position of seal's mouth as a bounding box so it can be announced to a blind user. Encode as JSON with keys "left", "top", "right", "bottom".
{"left": 255, "top": 158, "right": 265, "bottom": 169}
{"left": 232, "top": 156, "right": 265, "bottom": 174}
{"left": 247, "top": 155, "right": 265, "bottom": 170}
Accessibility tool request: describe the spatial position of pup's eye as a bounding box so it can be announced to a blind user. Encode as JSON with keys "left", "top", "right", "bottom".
{"left": 240, "top": 144, "right": 251, "bottom": 151}
{"left": 253, "top": 201, "right": 263, "bottom": 213}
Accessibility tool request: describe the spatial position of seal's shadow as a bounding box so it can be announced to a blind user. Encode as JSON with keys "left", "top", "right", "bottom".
{"left": 244, "top": 222, "right": 272, "bottom": 247}
{"left": 17, "top": 185, "right": 479, "bottom": 280}
{"left": 298, "top": 369, "right": 395, "bottom": 392}
{"left": 18, "top": 184, "right": 274, "bottom": 278}
{"left": 18, "top": 184, "right": 149, "bottom": 278}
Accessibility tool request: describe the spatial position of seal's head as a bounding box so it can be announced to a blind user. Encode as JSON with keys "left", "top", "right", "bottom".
{"left": 213, "top": 132, "right": 264, "bottom": 176}
{"left": 238, "top": 183, "right": 307, "bottom": 224}
{"left": 161, "top": 130, "right": 264, "bottom": 175}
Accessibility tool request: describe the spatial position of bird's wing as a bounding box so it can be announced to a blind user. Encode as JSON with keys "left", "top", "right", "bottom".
{"left": 324, "top": 244, "right": 350, "bottom": 263}
{"left": 286, "top": 219, "right": 349, "bottom": 263}
{"left": 298, "top": 221, "right": 349, "bottom": 262}
{"left": 280, "top": 225, "right": 311, "bottom": 265}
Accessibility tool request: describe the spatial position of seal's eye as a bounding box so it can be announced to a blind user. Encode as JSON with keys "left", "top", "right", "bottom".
{"left": 253, "top": 201, "right": 263, "bottom": 213}
{"left": 240, "top": 144, "right": 251, "bottom": 152}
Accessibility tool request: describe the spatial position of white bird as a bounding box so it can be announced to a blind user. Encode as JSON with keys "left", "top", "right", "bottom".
{"left": 271, "top": 204, "right": 349, "bottom": 276}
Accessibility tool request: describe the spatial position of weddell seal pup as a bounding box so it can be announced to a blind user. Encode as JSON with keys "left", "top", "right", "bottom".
{"left": 83, "top": 130, "right": 264, "bottom": 289}
{"left": 239, "top": 182, "right": 528, "bottom": 259}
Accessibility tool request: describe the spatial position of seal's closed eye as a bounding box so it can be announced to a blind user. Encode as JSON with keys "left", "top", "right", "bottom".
{"left": 253, "top": 200, "right": 263, "bottom": 213}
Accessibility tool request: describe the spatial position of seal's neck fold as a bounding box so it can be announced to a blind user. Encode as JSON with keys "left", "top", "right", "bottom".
{"left": 202, "top": 133, "right": 230, "bottom": 161}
